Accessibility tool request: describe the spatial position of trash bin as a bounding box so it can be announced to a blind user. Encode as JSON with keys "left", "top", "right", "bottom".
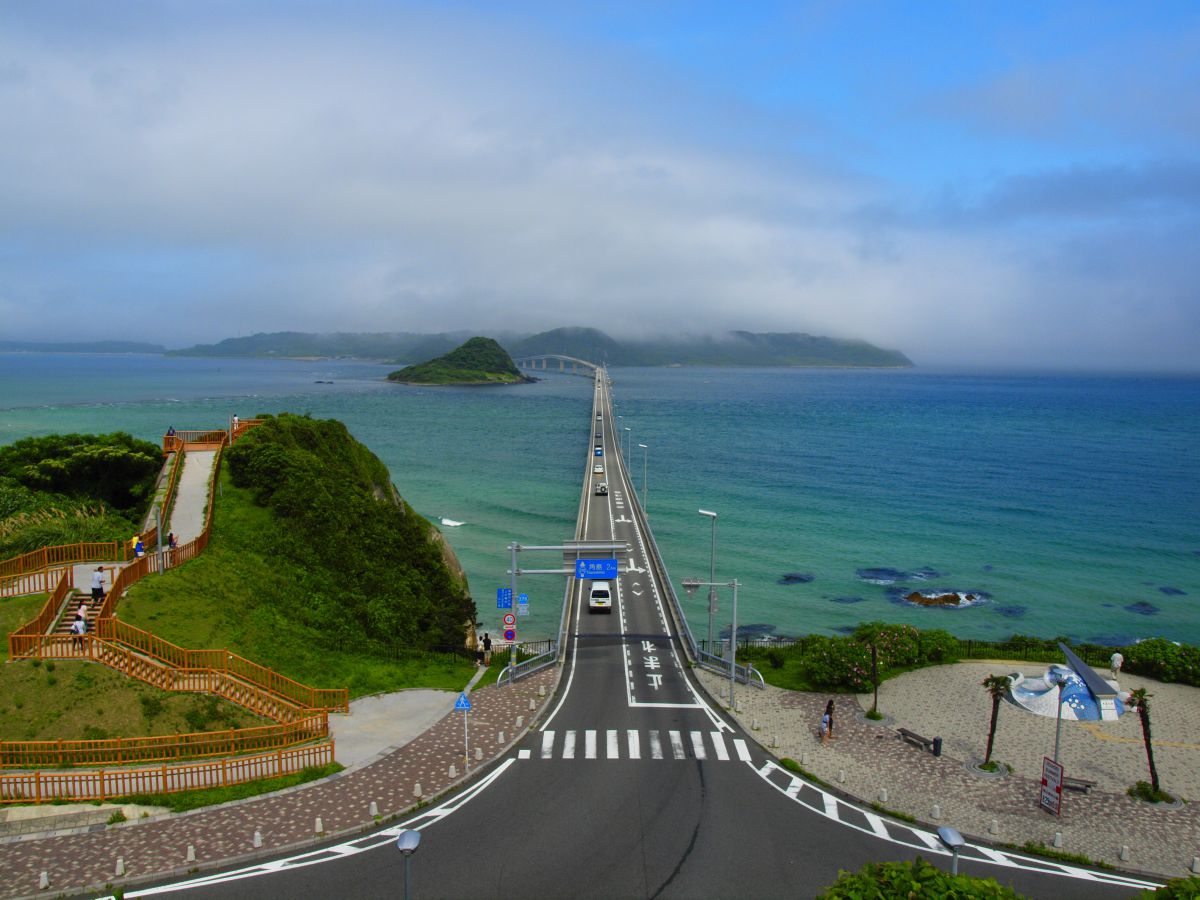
{"left": 932, "top": 736, "right": 943, "bottom": 757}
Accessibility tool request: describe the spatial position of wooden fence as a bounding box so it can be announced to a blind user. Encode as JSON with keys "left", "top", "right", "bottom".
{"left": 0, "top": 716, "right": 329, "bottom": 769}
{"left": 6, "top": 570, "right": 73, "bottom": 657}
{"left": 0, "top": 742, "right": 333, "bottom": 805}
{"left": 98, "top": 619, "right": 349, "bottom": 713}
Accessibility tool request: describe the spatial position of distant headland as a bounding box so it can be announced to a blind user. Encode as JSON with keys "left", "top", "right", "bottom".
{"left": 6, "top": 327, "right": 912, "bottom": 368}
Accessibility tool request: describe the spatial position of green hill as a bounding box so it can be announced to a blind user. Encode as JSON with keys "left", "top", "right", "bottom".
{"left": 120, "top": 414, "right": 477, "bottom": 695}
{"left": 387, "top": 336, "right": 534, "bottom": 385}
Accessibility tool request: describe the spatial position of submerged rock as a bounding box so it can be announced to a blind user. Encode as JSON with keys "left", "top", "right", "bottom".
{"left": 778, "top": 572, "right": 815, "bottom": 585}
{"left": 1159, "top": 586, "right": 1186, "bottom": 596}
{"left": 830, "top": 596, "right": 866, "bottom": 604}
{"left": 1125, "top": 601, "right": 1159, "bottom": 616}
{"left": 994, "top": 605, "right": 1027, "bottom": 618}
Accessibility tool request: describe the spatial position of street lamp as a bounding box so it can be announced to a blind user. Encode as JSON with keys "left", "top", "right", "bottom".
{"left": 937, "top": 826, "right": 966, "bottom": 875}
{"left": 698, "top": 510, "right": 718, "bottom": 653}
{"left": 637, "top": 444, "right": 648, "bottom": 513}
{"left": 683, "top": 576, "right": 740, "bottom": 710}
{"left": 623, "top": 426, "right": 632, "bottom": 459}
{"left": 396, "top": 829, "right": 421, "bottom": 899}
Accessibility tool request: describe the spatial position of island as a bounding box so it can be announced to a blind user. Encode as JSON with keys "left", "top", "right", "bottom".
{"left": 386, "top": 336, "right": 536, "bottom": 385}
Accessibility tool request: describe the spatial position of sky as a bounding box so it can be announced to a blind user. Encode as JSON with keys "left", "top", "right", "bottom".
{"left": 1, "top": 1, "right": 1197, "bottom": 369}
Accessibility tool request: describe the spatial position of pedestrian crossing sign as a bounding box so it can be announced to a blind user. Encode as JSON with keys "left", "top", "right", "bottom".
{"left": 454, "top": 693, "right": 471, "bottom": 711}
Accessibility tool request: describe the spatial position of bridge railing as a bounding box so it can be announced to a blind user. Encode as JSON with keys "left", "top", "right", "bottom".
{"left": 613, "top": 395, "right": 763, "bottom": 690}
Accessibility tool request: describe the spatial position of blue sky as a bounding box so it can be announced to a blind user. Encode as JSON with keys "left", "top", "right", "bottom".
{"left": 1, "top": 1, "right": 1197, "bottom": 368}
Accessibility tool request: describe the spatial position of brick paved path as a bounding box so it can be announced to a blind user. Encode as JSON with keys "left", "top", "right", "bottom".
{"left": 698, "top": 665, "right": 1200, "bottom": 880}
{"left": 0, "top": 669, "right": 556, "bottom": 899}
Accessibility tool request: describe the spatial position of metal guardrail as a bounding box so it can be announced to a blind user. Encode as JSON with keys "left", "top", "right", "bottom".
{"left": 499, "top": 642, "right": 559, "bottom": 685}
{"left": 611, "top": 385, "right": 764, "bottom": 690}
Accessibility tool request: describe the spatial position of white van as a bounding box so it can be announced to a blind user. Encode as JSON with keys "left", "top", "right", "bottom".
{"left": 588, "top": 581, "right": 612, "bottom": 614}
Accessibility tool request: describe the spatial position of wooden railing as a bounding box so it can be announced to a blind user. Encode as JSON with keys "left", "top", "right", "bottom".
{"left": 158, "top": 446, "right": 185, "bottom": 533}
{"left": 1, "top": 716, "right": 329, "bottom": 769}
{"left": 6, "top": 570, "right": 73, "bottom": 658}
{"left": 98, "top": 619, "right": 349, "bottom": 713}
{"left": 0, "top": 742, "right": 333, "bottom": 805}
{"left": 0, "top": 542, "right": 121, "bottom": 582}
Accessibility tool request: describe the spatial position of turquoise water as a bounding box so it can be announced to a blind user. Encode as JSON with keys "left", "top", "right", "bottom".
{"left": 2, "top": 353, "right": 1197, "bottom": 646}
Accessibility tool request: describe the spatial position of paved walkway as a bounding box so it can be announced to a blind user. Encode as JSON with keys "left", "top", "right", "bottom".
{"left": 698, "top": 662, "right": 1200, "bottom": 880}
{"left": 169, "top": 450, "right": 216, "bottom": 543}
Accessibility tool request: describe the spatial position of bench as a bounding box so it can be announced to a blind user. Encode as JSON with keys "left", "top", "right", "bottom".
{"left": 1062, "top": 776, "right": 1098, "bottom": 794}
{"left": 897, "top": 728, "right": 935, "bottom": 752}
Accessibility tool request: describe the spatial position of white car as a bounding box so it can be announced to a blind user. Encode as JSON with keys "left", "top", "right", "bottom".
{"left": 594, "top": 481, "right": 608, "bottom": 495}
{"left": 588, "top": 581, "right": 612, "bottom": 613}
{"left": 593, "top": 463, "right": 604, "bottom": 474}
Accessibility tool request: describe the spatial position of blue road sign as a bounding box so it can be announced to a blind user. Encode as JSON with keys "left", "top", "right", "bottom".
{"left": 497, "top": 587, "right": 513, "bottom": 609}
{"left": 517, "top": 593, "right": 529, "bottom": 605}
{"left": 576, "top": 558, "right": 619, "bottom": 580}
{"left": 454, "top": 692, "right": 472, "bottom": 711}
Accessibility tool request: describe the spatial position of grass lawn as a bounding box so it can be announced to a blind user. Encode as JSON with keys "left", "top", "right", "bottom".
{"left": 0, "top": 657, "right": 268, "bottom": 744}
{"left": 0, "top": 593, "right": 48, "bottom": 637}
{"left": 120, "top": 470, "right": 477, "bottom": 698}
{"left": 114, "top": 762, "right": 344, "bottom": 813}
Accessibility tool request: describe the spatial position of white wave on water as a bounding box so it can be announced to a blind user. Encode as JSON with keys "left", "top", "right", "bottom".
{"left": 441, "top": 517, "right": 464, "bottom": 527}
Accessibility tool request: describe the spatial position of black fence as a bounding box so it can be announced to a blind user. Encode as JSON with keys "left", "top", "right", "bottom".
{"left": 705, "top": 636, "right": 1115, "bottom": 670}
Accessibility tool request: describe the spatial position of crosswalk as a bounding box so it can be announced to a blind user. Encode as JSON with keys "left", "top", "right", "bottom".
{"left": 518, "top": 729, "right": 752, "bottom": 763}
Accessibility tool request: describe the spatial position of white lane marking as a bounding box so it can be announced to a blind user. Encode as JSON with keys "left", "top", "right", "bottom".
{"left": 606, "top": 729, "right": 619, "bottom": 759}
{"left": 649, "top": 730, "right": 663, "bottom": 760}
{"left": 864, "top": 811, "right": 889, "bottom": 838}
{"left": 585, "top": 730, "right": 597, "bottom": 759}
{"left": 627, "top": 730, "right": 640, "bottom": 759}
{"left": 541, "top": 731, "right": 555, "bottom": 759}
{"left": 748, "top": 760, "right": 1160, "bottom": 892}
{"left": 518, "top": 749, "right": 531, "bottom": 759}
{"left": 627, "top": 700, "right": 702, "bottom": 709}
{"left": 785, "top": 777, "right": 802, "bottom": 799}
{"left": 711, "top": 731, "right": 730, "bottom": 761}
{"left": 822, "top": 792, "right": 838, "bottom": 818}
{"left": 733, "top": 739, "right": 751, "bottom": 762}
{"left": 563, "top": 731, "right": 576, "bottom": 760}
{"left": 914, "top": 830, "right": 943, "bottom": 851}
{"left": 689, "top": 731, "right": 707, "bottom": 760}
{"left": 119, "top": 760, "right": 519, "bottom": 896}
{"left": 669, "top": 730, "right": 686, "bottom": 759}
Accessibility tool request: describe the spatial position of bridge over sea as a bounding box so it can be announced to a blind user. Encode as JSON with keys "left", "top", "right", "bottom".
{"left": 514, "top": 354, "right": 598, "bottom": 377}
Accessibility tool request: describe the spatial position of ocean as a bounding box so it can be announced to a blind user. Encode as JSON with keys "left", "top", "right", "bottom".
{"left": 2, "top": 352, "right": 1197, "bottom": 647}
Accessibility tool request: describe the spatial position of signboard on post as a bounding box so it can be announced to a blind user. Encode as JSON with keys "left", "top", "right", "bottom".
{"left": 503, "top": 613, "right": 516, "bottom": 627}
{"left": 1040, "top": 756, "right": 1063, "bottom": 815}
{"left": 517, "top": 593, "right": 529, "bottom": 616}
{"left": 503, "top": 628, "right": 516, "bottom": 641}
{"left": 497, "top": 587, "right": 513, "bottom": 609}
{"left": 576, "top": 558, "right": 619, "bottom": 580}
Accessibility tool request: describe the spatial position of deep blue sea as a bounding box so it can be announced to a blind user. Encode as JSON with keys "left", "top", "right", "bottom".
{"left": 2, "top": 352, "right": 1197, "bottom": 646}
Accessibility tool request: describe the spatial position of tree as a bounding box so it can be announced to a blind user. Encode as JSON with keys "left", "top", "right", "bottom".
{"left": 981, "top": 675, "right": 1010, "bottom": 765}
{"left": 1128, "top": 688, "right": 1161, "bottom": 794}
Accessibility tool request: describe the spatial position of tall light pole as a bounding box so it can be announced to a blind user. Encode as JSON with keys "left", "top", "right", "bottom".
{"left": 698, "top": 509, "right": 717, "bottom": 653}
{"left": 396, "top": 830, "right": 421, "bottom": 899}
{"left": 682, "top": 576, "right": 740, "bottom": 709}
{"left": 637, "top": 444, "right": 648, "bottom": 513}
{"left": 623, "top": 426, "right": 632, "bottom": 460}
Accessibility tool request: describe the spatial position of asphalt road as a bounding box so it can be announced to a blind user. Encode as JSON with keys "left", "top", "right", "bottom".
{"left": 131, "top": 371, "right": 1149, "bottom": 900}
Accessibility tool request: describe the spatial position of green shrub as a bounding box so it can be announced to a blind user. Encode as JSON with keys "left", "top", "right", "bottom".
{"left": 818, "top": 857, "right": 1030, "bottom": 898}
{"left": 1128, "top": 781, "right": 1175, "bottom": 804}
{"left": 1141, "top": 876, "right": 1200, "bottom": 899}
{"left": 1124, "top": 638, "right": 1200, "bottom": 687}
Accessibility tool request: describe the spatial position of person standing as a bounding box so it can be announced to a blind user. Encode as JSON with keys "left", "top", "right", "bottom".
{"left": 824, "top": 699, "right": 836, "bottom": 741}
{"left": 90, "top": 566, "right": 106, "bottom": 606}
{"left": 482, "top": 633, "right": 493, "bottom": 666}
{"left": 71, "top": 613, "right": 86, "bottom": 651}
{"left": 134, "top": 537, "right": 145, "bottom": 558}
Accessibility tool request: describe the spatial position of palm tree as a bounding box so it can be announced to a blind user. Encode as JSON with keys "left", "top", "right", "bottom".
{"left": 1128, "top": 688, "right": 1161, "bottom": 794}
{"left": 981, "top": 675, "right": 1010, "bottom": 765}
